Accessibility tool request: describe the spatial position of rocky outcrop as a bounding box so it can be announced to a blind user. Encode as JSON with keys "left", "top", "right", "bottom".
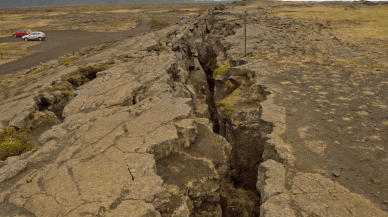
{"left": 0, "top": 5, "right": 236, "bottom": 216}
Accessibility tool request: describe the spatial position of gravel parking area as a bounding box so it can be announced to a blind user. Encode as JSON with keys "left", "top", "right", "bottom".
{"left": 0, "top": 20, "right": 150, "bottom": 75}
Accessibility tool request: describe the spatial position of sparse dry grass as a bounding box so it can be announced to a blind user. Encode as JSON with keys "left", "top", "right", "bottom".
{"left": 60, "top": 56, "right": 79, "bottom": 66}
{"left": 0, "top": 14, "right": 53, "bottom": 37}
{"left": 0, "top": 3, "right": 214, "bottom": 37}
{"left": 220, "top": 181, "right": 260, "bottom": 217}
{"left": 276, "top": 5, "right": 388, "bottom": 40}
{"left": 237, "top": 1, "right": 306, "bottom": 9}
{"left": 197, "top": 7, "right": 208, "bottom": 15}
{"left": 0, "top": 42, "right": 39, "bottom": 65}
{"left": 27, "top": 67, "right": 44, "bottom": 76}
{"left": 150, "top": 18, "right": 170, "bottom": 30}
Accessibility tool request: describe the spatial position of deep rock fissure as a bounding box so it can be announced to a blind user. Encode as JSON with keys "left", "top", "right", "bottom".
{"left": 33, "top": 64, "right": 106, "bottom": 127}
{"left": 1, "top": 5, "right": 276, "bottom": 215}
{"left": 163, "top": 9, "right": 270, "bottom": 215}
{"left": 195, "top": 41, "right": 263, "bottom": 217}
{"left": 37, "top": 96, "right": 69, "bottom": 121}
{"left": 200, "top": 64, "right": 220, "bottom": 134}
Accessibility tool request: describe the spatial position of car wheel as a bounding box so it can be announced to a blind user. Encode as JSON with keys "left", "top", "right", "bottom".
{"left": 38, "top": 37, "right": 42, "bottom": 41}
{"left": 24, "top": 38, "right": 28, "bottom": 41}
{"left": 13, "top": 35, "right": 16, "bottom": 37}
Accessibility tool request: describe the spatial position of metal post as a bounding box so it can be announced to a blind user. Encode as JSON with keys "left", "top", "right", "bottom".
{"left": 244, "top": 19, "right": 247, "bottom": 57}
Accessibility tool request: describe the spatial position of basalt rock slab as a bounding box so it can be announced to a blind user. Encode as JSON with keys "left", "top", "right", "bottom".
{"left": 156, "top": 118, "right": 231, "bottom": 217}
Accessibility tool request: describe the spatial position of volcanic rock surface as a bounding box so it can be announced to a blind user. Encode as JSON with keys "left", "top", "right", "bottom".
{"left": 0, "top": 1, "right": 388, "bottom": 217}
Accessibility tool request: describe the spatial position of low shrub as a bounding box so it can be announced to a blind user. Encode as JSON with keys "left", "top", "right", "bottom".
{"left": 150, "top": 18, "right": 170, "bottom": 30}
{"left": 0, "top": 127, "right": 34, "bottom": 161}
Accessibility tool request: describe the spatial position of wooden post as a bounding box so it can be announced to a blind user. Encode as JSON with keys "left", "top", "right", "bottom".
{"left": 0, "top": 53, "right": 2, "bottom": 59}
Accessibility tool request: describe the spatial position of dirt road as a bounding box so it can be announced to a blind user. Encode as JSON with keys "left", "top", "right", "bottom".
{"left": 0, "top": 20, "right": 150, "bottom": 76}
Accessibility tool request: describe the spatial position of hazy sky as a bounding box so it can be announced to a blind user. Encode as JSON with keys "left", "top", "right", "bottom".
{"left": 0, "top": 0, "right": 385, "bottom": 8}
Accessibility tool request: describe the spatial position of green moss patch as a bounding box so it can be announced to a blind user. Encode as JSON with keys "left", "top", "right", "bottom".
{"left": 156, "top": 36, "right": 165, "bottom": 42}
{"left": 0, "top": 127, "right": 34, "bottom": 161}
{"left": 45, "top": 116, "right": 54, "bottom": 123}
{"left": 213, "top": 60, "right": 232, "bottom": 79}
{"left": 218, "top": 89, "right": 242, "bottom": 115}
{"left": 62, "top": 91, "right": 72, "bottom": 97}
{"left": 224, "top": 80, "right": 236, "bottom": 93}
{"left": 28, "top": 110, "right": 35, "bottom": 119}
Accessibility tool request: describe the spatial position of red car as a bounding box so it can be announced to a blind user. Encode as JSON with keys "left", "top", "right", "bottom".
{"left": 12, "top": 29, "right": 31, "bottom": 37}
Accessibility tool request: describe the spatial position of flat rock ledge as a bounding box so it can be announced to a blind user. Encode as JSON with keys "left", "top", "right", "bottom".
{"left": 0, "top": 6, "right": 233, "bottom": 217}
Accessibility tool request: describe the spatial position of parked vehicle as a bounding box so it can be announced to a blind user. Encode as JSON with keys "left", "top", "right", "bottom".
{"left": 181, "top": 16, "right": 190, "bottom": 19}
{"left": 12, "top": 29, "right": 31, "bottom": 37}
{"left": 22, "top": 32, "right": 46, "bottom": 41}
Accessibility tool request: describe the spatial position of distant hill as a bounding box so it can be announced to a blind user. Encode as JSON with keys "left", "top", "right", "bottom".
{"left": 0, "top": 0, "right": 227, "bottom": 8}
